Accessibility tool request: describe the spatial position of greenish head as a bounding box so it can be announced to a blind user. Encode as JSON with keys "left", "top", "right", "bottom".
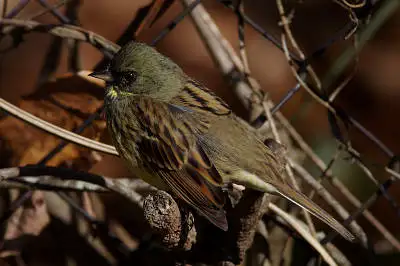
{"left": 90, "top": 42, "right": 186, "bottom": 101}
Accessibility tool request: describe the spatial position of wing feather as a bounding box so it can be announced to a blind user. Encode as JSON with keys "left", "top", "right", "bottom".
{"left": 172, "top": 80, "right": 231, "bottom": 116}
{"left": 133, "top": 96, "right": 228, "bottom": 230}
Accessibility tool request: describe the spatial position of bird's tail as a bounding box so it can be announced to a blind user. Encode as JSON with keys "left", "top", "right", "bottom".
{"left": 271, "top": 181, "right": 355, "bottom": 242}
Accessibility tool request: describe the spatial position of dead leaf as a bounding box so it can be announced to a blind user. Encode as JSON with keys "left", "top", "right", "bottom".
{"left": 0, "top": 71, "right": 106, "bottom": 169}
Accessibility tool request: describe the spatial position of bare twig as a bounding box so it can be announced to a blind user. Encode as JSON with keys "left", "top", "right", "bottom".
{"left": 134, "top": 0, "right": 165, "bottom": 38}
{"left": 182, "top": 0, "right": 263, "bottom": 120}
{"left": 262, "top": 100, "right": 318, "bottom": 237}
{"left": 0, "top": 175, "right": 107, "bottom": 192}
{"left": 336, "top": 0, "right": 367, "bottom": 9}
{"left": 217, "top": 0, "right": 301, "bottom": 62}
{"left": 4, "top": 0, "right": 29, "bottom": 18}
{"left": 0, "top": 18, "right": 119, "bottom": 55}
{"left": 234, "top": 0, "right": 263, "bottom": 98}
{"left": 328, "top": 38, "right": 360, "bottom": 102}
{"left": 324, "top": 0, "right": 400, "bottom": 88}
{"left": 150, "top": 0, "right": 201, "bottom": 46}
{"left": 29, "top": 0, "right": 71, "bottom": 20}
{"left": 325, "top": 242, "right": 352, "bottom": 266}
{"left": 0, "top": 97, "right": 118, "bottom": 155}
{"left": 268, "top": 203, "right": 337, "bottom": 266}
{"left": 0, "top": 166, "right": 150, "bottom": 207}
{"left": 280, "top": 28, "right": 400, "bottom": 221}
{"left": 65, "top": 0, "right": 82, "bottom": 73}
{"left": 281, "top": 34, "right": 330, "bottom": 110}
{"left": 0, "top": 0, "right": 7, "bottom": 18}
{"left": 276, "top": 112, "right": 400, "bottom": 250}
{"left": 290, "top": 159, "right": 368, "bottom": 245}
{"left": 37, "top": 0, "right": 70, "bottom": 23}
{"left": 276, "top": 0, "right": 322, "bottom": 90}
{"left": 332, "top": 0, "right": 360, "bottom": 39}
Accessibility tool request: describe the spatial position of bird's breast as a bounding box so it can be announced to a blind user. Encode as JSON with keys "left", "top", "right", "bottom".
{"left": 105, "top": 102, "right": 141, "bottom": 161}
{"left": 105, "top": 102, "right": 169, "bottom": 190}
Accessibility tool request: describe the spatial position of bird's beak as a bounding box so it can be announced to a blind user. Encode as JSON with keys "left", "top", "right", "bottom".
{"left": 89, "top": 70, "right": 114, "bottom": 82}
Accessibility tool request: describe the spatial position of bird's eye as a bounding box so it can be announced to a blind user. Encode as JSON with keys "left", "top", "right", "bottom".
{"left": 125, "top": 71, "right": 137, "bottom": 82}
{"left": 116, "top": 70, "right": 138, "bottom": 87}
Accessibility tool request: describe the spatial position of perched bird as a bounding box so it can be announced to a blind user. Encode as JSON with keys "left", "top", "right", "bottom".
{"left": 89, "top": 41, "right": 354, "bottom": 241}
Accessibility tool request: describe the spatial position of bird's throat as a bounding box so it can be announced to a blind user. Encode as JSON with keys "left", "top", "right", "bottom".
{"left": 106, "top": 87, "right": 119, "bottom": 101}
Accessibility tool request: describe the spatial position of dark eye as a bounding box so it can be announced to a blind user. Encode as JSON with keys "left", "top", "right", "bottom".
{"left": 116, "top": 71, "right": 137, "bottom": 87}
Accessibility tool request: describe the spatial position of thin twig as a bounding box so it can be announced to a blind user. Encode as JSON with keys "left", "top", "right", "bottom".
{"left": 290, "top": 159, "right": 367, "bottom": 245}
{"left": 134, "top": 0, "right": 165, "bottom": 38}
{"left": 276, "top": 112, "right": 400, "bottom": 250}
{"left": 217, "top": 0, "right": 301, "bottom": 63}
{"left": 37, "top": 0, "right": 70, "bottom": 23}
{"left": 280, "top": 30, "right": 400, "bottom": 214}
{"left": 0, "top": 97, "right": 118, "bottom": 155}
{"left": 336, "top": 0, "right": 367, "bottom": 9}
{"left": 28, "top": 0, "right": 70, "bottom": 20}
{"left": 234, "top": 0, "right": 262, "bottom": 98}
{"left": 262, "top": 100, "right": 318, "bottom": 237}
{"left": 65, "top": 0, "right": 82, "bottom": 73}
{"left": 0, "top": 0, "right": 7, "bottom": 18}
{"left": 0, "top": 18, "right": 119, "bottom": 56}
{"left": 276, "top": 0, "right": 321, "bottom": 90}
{"left": 328, "top": 38, "right": 359, "bottom": 102}
{"left": 343, "top": 146, "right": 400, "bottom": 217}
{"left": 0, "top": 166, "right": 149, "bottom": 207}
{"left": 234, "top": 5, "right": 309, "bottom": 225}
{"left": 2, "top": 176, "right": 107, "bottom": 191}
{"left": 323, "top": 0, "right": 400, "bottom": 88}
{"left": 281, "top": 34, "right": 330, "bottom": 110}
{"left": 182, "top": 0, "right": 263, "bottom": 120}
{"left": 268, "top": 203, "right": 338, "bottom": 266}
{"left": 4, "top": 0, "right": 29, "bottom": 18}
{"left": 332, "top": 0, "right": 360, "bottom": 39}
{"left": 150, "top": 0, "right": 201, "bottom": 46}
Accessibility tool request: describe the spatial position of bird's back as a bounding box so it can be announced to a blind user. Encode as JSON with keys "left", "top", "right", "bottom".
{"left": 168, "top": 81, "right": 285, "bottom": 186}
{"left": 199, "top": 115, "right": 284, "bottom": 182}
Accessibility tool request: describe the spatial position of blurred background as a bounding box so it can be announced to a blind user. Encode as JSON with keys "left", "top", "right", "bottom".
{"left": 1, "top": 0, "right": 400, "bottom": 265}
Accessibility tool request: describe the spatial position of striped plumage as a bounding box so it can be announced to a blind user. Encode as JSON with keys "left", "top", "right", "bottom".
{"left": 94, "top": 42, "right": 355, "bottom": 241}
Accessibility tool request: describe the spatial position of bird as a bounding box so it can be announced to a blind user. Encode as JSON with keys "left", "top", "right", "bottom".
{"left": 89, "top": 41, "right": 354, "bottom": 242}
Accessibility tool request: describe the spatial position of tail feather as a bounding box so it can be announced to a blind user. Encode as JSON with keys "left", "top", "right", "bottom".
{"left": 272, "top": 182, "right": 355, "bottom": 242}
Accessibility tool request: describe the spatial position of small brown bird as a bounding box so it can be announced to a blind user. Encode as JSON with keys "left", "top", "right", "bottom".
{"left": 90, "top": 41, "right": 354, "bottom": 241}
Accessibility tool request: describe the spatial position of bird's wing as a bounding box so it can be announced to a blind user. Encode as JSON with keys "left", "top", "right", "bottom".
{"left": 170, "top": 79, "right": 231, "bottom": 116}
{"left": 165, "top": 80, "right": 356, "bottom": 241}
{"left": 134, "top": 96, "right": 228, "bottom": 230}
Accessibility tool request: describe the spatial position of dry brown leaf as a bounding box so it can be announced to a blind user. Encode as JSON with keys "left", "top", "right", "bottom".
{"left": 0, "top": 71, "right": 106, "bottom": 169}
{"left": 0, "top": 71, "right": 111, "bottom": 262}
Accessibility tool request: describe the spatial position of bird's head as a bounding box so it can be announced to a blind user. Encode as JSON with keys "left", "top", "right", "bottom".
{"left": 90, "top": 42, "right": 186, "bottom": 102}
